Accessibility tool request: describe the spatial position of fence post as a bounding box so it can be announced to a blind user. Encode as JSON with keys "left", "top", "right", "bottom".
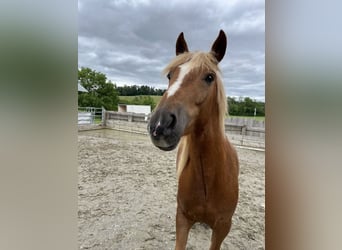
{"left": 241, "top": 125, "right": 247, "bottom": 135}
{"left": 102, "top": 107, "right": 106, "bottom": 126}
{"left": 91, "top": 108, "right": 95, "bottom": 124}
{"left": 128, "top": 113, "right": 133, "bottom": 122}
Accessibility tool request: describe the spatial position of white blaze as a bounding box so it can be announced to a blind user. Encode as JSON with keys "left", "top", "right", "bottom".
{"left": 167, "top": 62, "right": 191, "bottom": 98}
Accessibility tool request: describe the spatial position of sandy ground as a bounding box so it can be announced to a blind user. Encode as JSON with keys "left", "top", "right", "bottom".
{"left": 78, "top": 129, "right": 264, "bottom": 250}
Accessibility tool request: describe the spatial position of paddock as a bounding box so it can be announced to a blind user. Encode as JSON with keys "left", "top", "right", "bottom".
{"left": 78, "top": 129, "right": 264, "bottom": 249}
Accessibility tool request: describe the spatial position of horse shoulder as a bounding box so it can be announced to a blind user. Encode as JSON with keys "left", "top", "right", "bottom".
{"left": 224, "top": 137, "right": 239, "bottom": 175}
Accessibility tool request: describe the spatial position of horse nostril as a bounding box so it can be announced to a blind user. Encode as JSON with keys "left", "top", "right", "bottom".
{"left": 168, "top": 114, "right": 177, "bottom": 129}
{"left": 149, "top": 112, "right": 177, "bottom": 137}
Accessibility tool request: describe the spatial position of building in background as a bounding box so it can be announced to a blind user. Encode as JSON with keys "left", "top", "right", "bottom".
{"left": 118, "top": 104, "right": 151, "bottom": 115}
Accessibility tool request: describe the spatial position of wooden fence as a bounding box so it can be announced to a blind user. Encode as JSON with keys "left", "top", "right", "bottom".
{"left": 77, "top": 109, "right": 265, "bottom": 149}
{"left": 101, "top": 111, "right": 265, "bottom": 149}
{"left": 104, "top": 112, "right": 264, "bottom": 135}
{"left": 105, "top": 111, "right": 148, "bottom": 123}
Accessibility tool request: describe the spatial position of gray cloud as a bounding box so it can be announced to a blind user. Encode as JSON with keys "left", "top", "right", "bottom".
{"left": 78, "top": 0, "right": 265, "bottom": 101}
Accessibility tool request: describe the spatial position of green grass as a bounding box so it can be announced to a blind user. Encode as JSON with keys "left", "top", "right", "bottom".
{"left": 119, "top": 95, "right": 162, "bottom": 103}
{"left": 228, "top": 115, "right": 265, "bottom": 121}
{"left": 94, "top": 117, "right": 102, "bottom": 124}
{"left": 118, "top": 96, "right": 265, "bottom": 121}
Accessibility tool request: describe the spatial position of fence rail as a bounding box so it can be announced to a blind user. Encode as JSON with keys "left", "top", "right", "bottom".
{"left": 78, "top": 107, "right": 104, "bottom": 126}
{"left": 105, "top": 111, "right": 148, "bottom": 123}
{"left": 78, "top": 109, "right": 265, "bottom": 150}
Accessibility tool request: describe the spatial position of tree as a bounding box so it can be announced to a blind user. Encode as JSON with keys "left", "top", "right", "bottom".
{"left": 78, "top": 67, "right": 119, "bottom": 110}
{"left": 243, "top": 97, "right": 255, "bottom": 116}
{"left": 227, "top": 96, "right": 265, "bottom": 116}
{"left": 116, "top": 84, "right": 166, "bottom": 96}
{"left": 227, "top": 97, "right": 239, "bottom": 115}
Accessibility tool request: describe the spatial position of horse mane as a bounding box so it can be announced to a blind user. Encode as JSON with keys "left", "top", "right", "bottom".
{"left": 169, "top": 52, "right": 228, "bottom": 179}
{"left": 177, "top": 136, "right": 189, "bottom": 179}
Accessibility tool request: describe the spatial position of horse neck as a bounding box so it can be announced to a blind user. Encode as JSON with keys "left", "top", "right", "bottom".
{"left": 176, "top": 88, "right": 228, "bottom": 180}
{"left": 194, "top": 92, "right": 225, "bottom": 140}
{"left": 189, "top": 120, "right": 226, "bottom": 156}
{"left": 188, "top": 101, "right": 227, "bottom": 164}
{"left": 184, "top": 117, "right": 227, "bottom": 193}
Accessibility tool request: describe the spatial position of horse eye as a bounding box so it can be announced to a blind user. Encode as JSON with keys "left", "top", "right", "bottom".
{"left": 167, "top": 73, "right": 171, "bottom": 80}
{"left": 204, "top": 73, "right": 215, "bottom": 84}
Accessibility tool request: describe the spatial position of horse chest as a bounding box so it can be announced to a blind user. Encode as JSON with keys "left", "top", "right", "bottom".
{"left": 177, "top": 164, "right": 233, "bottom": 224}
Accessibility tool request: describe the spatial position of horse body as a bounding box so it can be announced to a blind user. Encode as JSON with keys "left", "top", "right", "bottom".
{"left": 177, "top": 134, "right": 239, "bottom": 227}
{"left": 175, "top": 114, "right": 239, "bottom": 250}
{"left": 148, "top": 30, "right": 239, "bottom": 250}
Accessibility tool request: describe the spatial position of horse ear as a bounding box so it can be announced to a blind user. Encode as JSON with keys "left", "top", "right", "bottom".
{"left": 211, "top": 30, "right": 227, "bottom": 62}
{"left": 176, "top": 32, "right": 189, "bottom": 55}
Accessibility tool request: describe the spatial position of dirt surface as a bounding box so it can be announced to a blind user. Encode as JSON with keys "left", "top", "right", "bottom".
{"left": 78, "top": 129, "right": 264, "bottom": 249}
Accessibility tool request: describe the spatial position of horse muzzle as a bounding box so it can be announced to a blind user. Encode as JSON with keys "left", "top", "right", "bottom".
{"left": 148, "top": 106, "right": 188, "bottom": 151}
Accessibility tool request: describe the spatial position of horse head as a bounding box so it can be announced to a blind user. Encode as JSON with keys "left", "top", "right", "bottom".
{"left": 148, "top": 30, "right": 227, "bottom": 151}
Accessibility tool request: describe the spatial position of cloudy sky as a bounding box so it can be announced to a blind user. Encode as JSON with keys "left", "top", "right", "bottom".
{"left": 78, "top": 0, "right": 264, "bottom": 101}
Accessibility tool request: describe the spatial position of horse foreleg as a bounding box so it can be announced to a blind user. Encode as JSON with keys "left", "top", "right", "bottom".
{"left": 209, "top": 219, "right": 232, "bottom": 250}
{"left": 175, "top": 206, "right": 194, "bottom": 250}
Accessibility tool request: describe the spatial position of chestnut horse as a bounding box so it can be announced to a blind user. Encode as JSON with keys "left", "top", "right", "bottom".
{"left": 148, "top": 30, "right": 239, "bottom": 250}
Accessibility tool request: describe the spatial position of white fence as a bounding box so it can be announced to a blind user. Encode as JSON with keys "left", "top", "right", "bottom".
{"left": 78, "top": 107, "right": 104, "bottom": 126}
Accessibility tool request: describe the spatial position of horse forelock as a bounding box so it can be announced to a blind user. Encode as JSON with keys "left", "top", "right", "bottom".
{"left": 163, "top": 51, "right": 218, "bottom": 76}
